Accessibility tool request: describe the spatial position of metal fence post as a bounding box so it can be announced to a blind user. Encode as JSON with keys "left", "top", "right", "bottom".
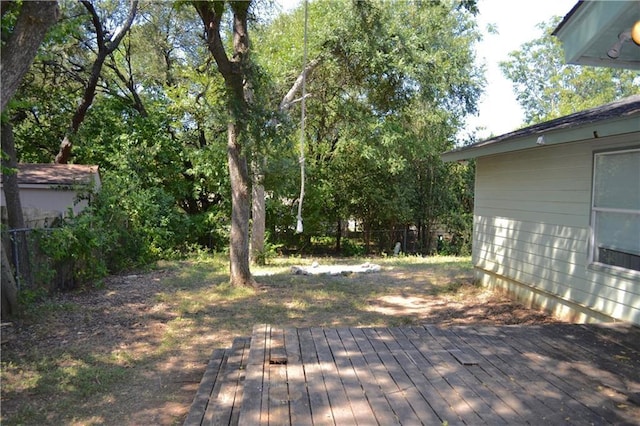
{"left": 8, "top": 230, "right": 21, "bottom": 291}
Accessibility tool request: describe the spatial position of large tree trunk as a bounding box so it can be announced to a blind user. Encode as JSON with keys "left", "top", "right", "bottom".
{"left": 1, "top": 123, "right": 21, "bottom": 317}
{"left": 227, "top": 123, "right": 255, "bottom": 286}
{"left": 195, "top": 1, "right": 321, "bottom": 282}
{"left": 250, "top": 160, "right": 266, "bottom": 264}
{"left": 0, "top": 1, "right": 59, "bottom": 113}
{"left": 1, "top": 123, "right": 25, "bottom": 230}
{"left": 194, "top": 1, "right": 256, "bottom": 287}
{"left": 1, "top": 121, "right": 33, "bottom": 289}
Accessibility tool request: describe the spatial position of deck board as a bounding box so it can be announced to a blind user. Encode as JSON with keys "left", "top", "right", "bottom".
{"left": 310, "top": 327, "right": 359, "bottom": 424}
{"left": 394, "top": 326, "right": 518, "bottom": 425}
{"left": 496, "top": 326, "right": 614, "bottom": 424}
{"left": 365, "top": 327, "right": 443, "bottom": 425}
{"left": 236, "top": 325, "right": 266, "bottom": 426}
{"left": 443, "top": 326, "right": 544, "bottom": 423}
{"left": 183, "top": 348, "right": 226, "bottom": 426}
{"left": 284, "top": 328, "right": 313, "bottom": 426}
{"left": 464, "top": 325, "right": 598, "bottom": 425}
{"left": 325, "top": 328, "right": 380, "bottom": 425}
{"left": 421, "top": 325, "right": 500, "bottom": 424}
{"left": 354, "top": 327, "right": 426, "bottom": 425}
{"left": 297, "top": 327, "right": 334, "bottom": 425}
{"left": 432, "top": 327, "right": 531, "bottom": 424}
{"left": 185, "top": 323, "right": 640, "bottom": 425}
{"left": 336, "top": 328, "right": 400, "bottom": 426}
{"left": 207, "top": 337, "right": 250, "bottom": 426}
{"left": 385, "top": 327, "right": 465, "bottom": 425}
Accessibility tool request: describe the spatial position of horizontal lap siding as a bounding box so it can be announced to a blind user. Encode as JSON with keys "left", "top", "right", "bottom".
{"left": 473, "top": 136, "right": 640, "bottom": 324}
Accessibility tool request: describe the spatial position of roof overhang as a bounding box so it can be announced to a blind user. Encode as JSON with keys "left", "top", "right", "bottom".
{"left": 0, "top": 163, "right": 101, "bottom": 187}
{"left": 552, "top": 1, "right": 640, "bottom": 70}
{"left": 442, "top": 95, "right": 640, "bottom": 162}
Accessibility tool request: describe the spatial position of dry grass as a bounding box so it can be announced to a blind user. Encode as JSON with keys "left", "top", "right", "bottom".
{"left": 0, "top": 255, "right": 557, "bottom": 425}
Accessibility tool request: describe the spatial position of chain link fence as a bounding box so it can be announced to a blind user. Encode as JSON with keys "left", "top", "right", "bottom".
{"left": 2, "top": 227, "right": 73, "bottom": 294}
{"left": 273, "top": 226, "right": 453, "bottom": 256}
{"left": 341, "top": 228, "right": 443, "bottom": 255}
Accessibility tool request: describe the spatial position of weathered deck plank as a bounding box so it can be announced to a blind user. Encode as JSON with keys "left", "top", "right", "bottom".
{"left": 266, "top": 327, "right": 289, "bottom": 425}
{"left": 284, "top": 328, "right": 313, "bottom": 426}
{"left": 324, "top": 328, "right": 380, "bottom": 424}
{"left": 310, "top": 327, "right": 359, "bottom": 424}
{"left": 428, "top": 326, "right": 535, "bottom": 424}
{"left": 185, "top": 323, "right": 640, "bottom": 426}
{"left": 363, "top": 327, "right": 440, "bottom": 424}
{"left": 183, "top": 348, "right": 226, "bottom": 426}
{"left": 206, "top": 337, "right": 250, "bottom": 426}
{"left": 427, "top": 326, "right": 530, "bottom": 424}
{"left": 420, "top": 325, "right": 497, "bottom": 424}
{"left": 236, "top": 324, "right": 267, "bottom": 426}
{"left": 384, "top": 327, "right": 466, "bottom": 425}
{"left": 350, "top": 327, "right": 422, "bottom": 424}
{"left": 496, "top": 326, "right": 619, "bottom": 425}
{"left": 335, "top": 327, "right": 400, "bottom": 426}
{"left": 297, "top": 327, "right": 334, "bottom": 425}
{"left": 447, "top": 326, "right": 545, "bottom": 424}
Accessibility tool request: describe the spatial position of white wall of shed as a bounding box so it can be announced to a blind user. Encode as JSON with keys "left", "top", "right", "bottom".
{"left": 0, "top": 186, "right": 88, "bottom": 222}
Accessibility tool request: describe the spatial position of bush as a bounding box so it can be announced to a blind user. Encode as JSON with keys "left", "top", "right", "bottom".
{"left": 253, "top": 232, "right": 283, "bottom": 266}
{"left": 340, "top": 238, "right": 365, "bottom": 257}
{"left": 36, "top": 173, "right": 194, "bottom": 289}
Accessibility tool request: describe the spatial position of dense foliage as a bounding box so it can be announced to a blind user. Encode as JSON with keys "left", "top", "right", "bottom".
{"left": 501, "top": 18, "right": 639, "bottom": 125}
{"left": 3, "top": 0, "right": 482, "bottom": 293}
{"left": 254, "top": 0, "right": 482, "bottom": 254}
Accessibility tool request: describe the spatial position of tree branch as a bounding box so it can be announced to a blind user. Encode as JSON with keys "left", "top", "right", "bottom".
{"left": 105, "top": 0, "right": 138, "bottom": 53}
{"left": 56, "top": 0, "right": 139, "bottom": 163}
{"left": 280, "top": 57, "right": 322, "bottom": 111}
{"left": 79, "top": 0, "right": 106, "bottom": 50}
{"left": 192, "top": 1, "right": 233, "bottom": 77}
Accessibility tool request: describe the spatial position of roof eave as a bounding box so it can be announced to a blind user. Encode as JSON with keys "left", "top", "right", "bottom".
{"left": 552, "top": 1, "right": 640, "bottom": 70}
{"left": 441, "top": 114, "right": 640, "bottom": 162}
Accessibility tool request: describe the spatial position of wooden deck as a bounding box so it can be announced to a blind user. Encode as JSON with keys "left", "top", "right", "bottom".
{"left": 184, "top": 323, "right": 640, "bottom": 425}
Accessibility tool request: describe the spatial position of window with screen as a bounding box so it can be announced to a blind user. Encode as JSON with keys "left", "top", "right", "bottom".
{"left": 591, "top": 148, "right": 640, "bottom": 272}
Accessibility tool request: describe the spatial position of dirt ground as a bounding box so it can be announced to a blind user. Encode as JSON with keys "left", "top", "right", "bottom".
{"left": 1, "top": 257, "right": 560, "bottom": 425}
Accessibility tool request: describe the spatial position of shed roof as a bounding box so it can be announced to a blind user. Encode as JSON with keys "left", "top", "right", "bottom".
{"left": 1, "top": 163, "right": 100, "bottom": 186}
{"left": 442, "top": 95, "right": 640, "bottom": 162}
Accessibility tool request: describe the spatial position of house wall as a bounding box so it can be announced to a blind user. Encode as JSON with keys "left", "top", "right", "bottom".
{"left": 473, "top": 132, "right": 640, "bottom": 325}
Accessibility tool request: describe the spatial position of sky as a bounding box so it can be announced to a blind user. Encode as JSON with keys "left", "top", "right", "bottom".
{"left": 276, "top": 0, "right": 579, "bottom": 140}
{"left": 466, "top": 0, "right": 578, "bottom": 139}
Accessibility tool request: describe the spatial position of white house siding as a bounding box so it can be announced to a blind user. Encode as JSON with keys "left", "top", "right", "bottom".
{"left": 473, "top": 133, "right": 640, "bottom": 324}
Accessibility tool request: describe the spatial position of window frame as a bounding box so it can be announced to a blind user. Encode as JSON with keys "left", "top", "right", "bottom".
{"left": 589, "top": 146, "right": 640, "bottom": 275}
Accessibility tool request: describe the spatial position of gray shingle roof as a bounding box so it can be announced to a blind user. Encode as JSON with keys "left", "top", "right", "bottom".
{"left": 1, "top": 164, "right": 99, "bottom": 186}
{"left": 442, "top": 95, "right": 640, "bottom": 161}
{"left": 476, "top": 95, "right": 638, "bottom": 146}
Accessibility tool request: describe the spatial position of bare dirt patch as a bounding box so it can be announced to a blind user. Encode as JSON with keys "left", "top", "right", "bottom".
{"left": 1, "top": 256, "right": 560, "bottom": 425}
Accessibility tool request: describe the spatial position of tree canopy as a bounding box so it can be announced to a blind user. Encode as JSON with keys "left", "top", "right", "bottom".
{"left": 500, "top": 17, "right": 639, "bottom": 125}
{"left": 3, "top": 0, "right": 482, "bottom": 291}
{"left": 254, "top": 0, "right": 482, "bottom": 252}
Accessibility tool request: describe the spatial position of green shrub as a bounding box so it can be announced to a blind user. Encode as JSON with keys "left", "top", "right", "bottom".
{"left": 253, "top": 232, "right": 283, "bottom": 266}
{"left": 341, "top": 238, "right": 365, "bottom": 257}
{"left": 35, "top": 172, "right": 193, "bottom": 289}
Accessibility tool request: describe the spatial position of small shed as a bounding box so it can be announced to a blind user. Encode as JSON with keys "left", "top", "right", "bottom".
{"left": 442, "top": 95, "right": 640, "bottom": 324}
{"left": 0, "top": 163, "right": 101, "bottom": 227}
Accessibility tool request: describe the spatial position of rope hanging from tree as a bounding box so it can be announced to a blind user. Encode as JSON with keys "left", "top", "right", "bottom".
{"left": 296, "top": 0, "right": 309, "bottom": 233}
